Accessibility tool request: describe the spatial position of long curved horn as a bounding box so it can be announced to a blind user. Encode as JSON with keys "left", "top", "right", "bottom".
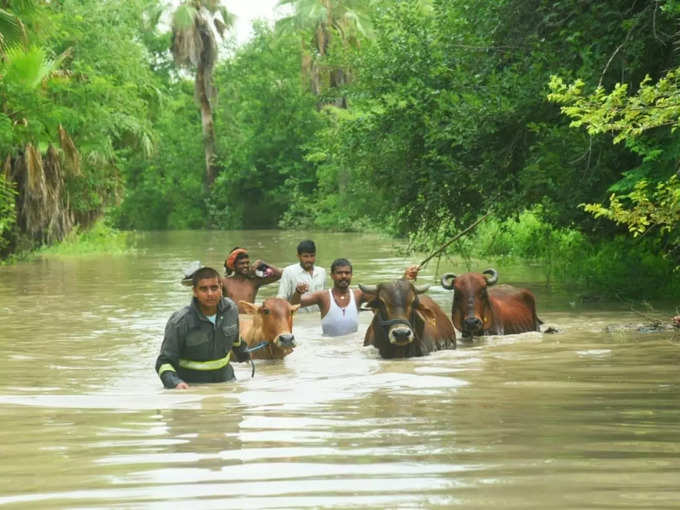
{"left": 359, "top": 284, "right": 378, "bottom": 295}
{"left": 483, "top": 268, "right": 498, "bottom": 286}
{"left": 414, "top": 284, "right": 430, "bottom": 294}
{"left": 440, "top": 273, "right": 457, "bottom": 290}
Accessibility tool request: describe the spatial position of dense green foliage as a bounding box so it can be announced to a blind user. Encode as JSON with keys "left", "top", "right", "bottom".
{"left": 2, "top": 0, "right": 680, "bottom": 297}
{"left": 0, "top": 0, "right": 159, "bottom": 255}
{"left": 210, "top": 24, "right": 323, "bottom": 228}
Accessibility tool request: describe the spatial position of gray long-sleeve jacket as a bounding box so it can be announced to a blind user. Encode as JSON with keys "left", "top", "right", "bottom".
{"left": 155, "top": 296, "right": 241, "bottom": 388}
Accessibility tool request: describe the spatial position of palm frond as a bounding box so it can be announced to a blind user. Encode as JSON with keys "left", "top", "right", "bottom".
{"left": 171, "top": 5, "right": 203, "bottom": 68}
{"left": 218, "top": 6, "right": 235, "bottom": 28}
{"left": 172, "top": 3, "right": 198, "bottom": 31}
{"left": 58, "top": 124, "right": 81, "bottom": 176}
{"left": 2, "top": 45, "right": 58, "bottom": 89}
{"left": 24, "top": 143, "right": 45, "bottom": 195}
{"left": 195, "top": 7, "right": 218, "bottom": 69}
{"left": 276, "top": 0, "right": 328, "bottom": 33}
{"left": 0, "top": 8, "right": 27, "bottom": 50}
{"left": 2, "top": 155, "right": 12, "bottom": 181}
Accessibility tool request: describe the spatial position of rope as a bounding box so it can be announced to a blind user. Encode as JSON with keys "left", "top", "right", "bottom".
{"left": 246, "top": 341, "right": 269, "bottom": 352}
{"left": 245, "top": 341, "right": 269, "bottom": 378}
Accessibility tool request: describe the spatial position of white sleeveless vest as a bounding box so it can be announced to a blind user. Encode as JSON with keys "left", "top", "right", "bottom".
{"left": 321, "top": 289, "right": 359, "bottom": 337}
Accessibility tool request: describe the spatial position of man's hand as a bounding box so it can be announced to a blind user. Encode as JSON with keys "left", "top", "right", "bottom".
{"left": 403, "top": 265, "right": 420, "bottom": 281}
{"left": 295, "top": 282, "right": 310, "bottom": 295}
{"left": 175, "top": 381, "right": 189, "bottom": 389}
{"left": 233, "top": 341, "right": 251, "bottom": 362}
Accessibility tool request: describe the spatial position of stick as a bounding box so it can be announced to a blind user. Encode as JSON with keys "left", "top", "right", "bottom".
{"left": 418, "top": 211, "right": 492, "bottom": 268}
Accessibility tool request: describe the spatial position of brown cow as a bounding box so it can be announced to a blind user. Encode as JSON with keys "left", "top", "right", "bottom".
{"left": 359, "top": 279, "right": 456, "bottom": 359}
{"left": 440, "top": 268, "right": 541, "bottom": 339}
{"left": 238, "top": 298, "right": 300, "bottom": 360}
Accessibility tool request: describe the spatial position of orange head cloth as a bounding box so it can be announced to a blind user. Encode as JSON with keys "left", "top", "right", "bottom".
{"left": 225, "top": 248, "right": 248, "bottom": 270}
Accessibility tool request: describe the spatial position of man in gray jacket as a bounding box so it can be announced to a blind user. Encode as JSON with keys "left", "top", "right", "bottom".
{"left": 156, "top": 267, "right": 250, "bottom": 389}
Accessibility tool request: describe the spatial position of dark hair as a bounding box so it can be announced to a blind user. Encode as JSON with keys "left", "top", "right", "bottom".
{"left": 192, "top": 267, "right": 220, "bottom": 287}
{"left": 331, "top": 258, "right": 352, "bottom": 273}
{"left": 297, "top": 239, "right": 316, "bottom": 255}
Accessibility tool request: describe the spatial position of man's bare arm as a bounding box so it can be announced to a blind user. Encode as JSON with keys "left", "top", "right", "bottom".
{"left": 252, "top": 259, "right": 283, "bottom": 284}
{"left": 290, "top": 282, "right": 324, "bottom": 307}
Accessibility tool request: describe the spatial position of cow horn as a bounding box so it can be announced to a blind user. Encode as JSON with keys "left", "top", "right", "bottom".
{"left": 483, "top": 268, "right": 498, "bottom": 286}
{"left": 440, "top": 273, "right": 456, "bottom": 290}
{"left": 414, "top": 284, "right": 430, "bottom": 294}
{"left": 359, "top": 284, "right": 377, "bottom": 295}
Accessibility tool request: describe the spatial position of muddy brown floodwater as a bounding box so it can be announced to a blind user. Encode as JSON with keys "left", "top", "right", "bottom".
{"left": 0, "top": 230, "right": 678, "bottom": 509}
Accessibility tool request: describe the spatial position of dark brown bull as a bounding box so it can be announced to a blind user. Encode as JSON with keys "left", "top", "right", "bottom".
{"left": 440, "top": 268, "right": 541, "bottom": 339}
{"left": 359, "top": 279, "right": 456, "bottom": 359}
{"left": 238, "top": 298, "right": 300, "bottom": 359}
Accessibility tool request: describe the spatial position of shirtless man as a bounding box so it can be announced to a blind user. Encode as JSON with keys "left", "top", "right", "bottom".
{"left": 293, "top": 258, "right": 420, "bottom": 337}
{"left": 221, "top": 247, "right": 282, "bottom": 313}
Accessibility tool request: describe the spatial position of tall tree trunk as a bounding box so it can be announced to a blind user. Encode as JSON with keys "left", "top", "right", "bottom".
{"left": 330, "top": 68, "right": 347, "bottom": 108}
{"left": 195, "top": 64, "right": 217, "bottom": 188}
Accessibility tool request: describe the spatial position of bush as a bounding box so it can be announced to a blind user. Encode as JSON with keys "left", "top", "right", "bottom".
{"left": 37, "top": 219, "right": 134, "bottom": 256}
{"left": 436, "top": 207, "right": 680, "bottom": 300}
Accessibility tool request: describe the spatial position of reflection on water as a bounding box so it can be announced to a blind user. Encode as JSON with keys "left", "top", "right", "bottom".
{"left": 0, "top": 231, "right": 679, "bottom": 509}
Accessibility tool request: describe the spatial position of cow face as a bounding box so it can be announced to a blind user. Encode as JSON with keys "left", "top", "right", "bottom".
{"left": 359, "top": 279, "right": 433, "bottom": 346}
{"left": 240, "top": 298, "right": 300, "bottom": 348}
{"left": 441, "top": 269, "right": 498, "bottom": 338}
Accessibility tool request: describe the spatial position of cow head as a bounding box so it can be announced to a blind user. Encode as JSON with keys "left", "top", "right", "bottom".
{"left": 359, "top": 279, "right": 434, "bottom": 347}
{"left": 239, "top": 298, "right": 300, "bottom": 348}
{"left": 440, "top": 268, "right": 498, "bottom": 338}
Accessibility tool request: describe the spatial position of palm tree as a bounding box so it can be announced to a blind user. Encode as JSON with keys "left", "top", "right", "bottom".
{"left": 276, "top": 0, "right": 373, "bottom": 108}
{"left": 1, "top": 45, "right": 79, "bottom": 244}
{"left": 170, "top": 0, "right": 234, "bottom": 188}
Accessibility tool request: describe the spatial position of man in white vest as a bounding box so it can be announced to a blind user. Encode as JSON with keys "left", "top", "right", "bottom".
{"left": 293, "top": 258, "right": 419, "bottom": 337}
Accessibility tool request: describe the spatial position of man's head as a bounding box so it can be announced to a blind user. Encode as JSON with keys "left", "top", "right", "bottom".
{"left": 192, "top": 267, "right": 222, "bottom": 314}
{"left": 296, "top": 239, "right": 316, "bottom": 271}
{"left": 225, "top": 247, "right": 250, "bottom": 276}
{"left": 331, "top": 258, "right": 352, "bottom": 289}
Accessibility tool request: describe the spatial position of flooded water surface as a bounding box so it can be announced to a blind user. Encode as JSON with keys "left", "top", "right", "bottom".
{"left": 1, "top": 230, "right": 679, "bottom": 509}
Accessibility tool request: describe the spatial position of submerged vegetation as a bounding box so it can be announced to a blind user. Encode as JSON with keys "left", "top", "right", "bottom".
{"left": 34, "top": 220, "right": 134, "bottom": 257}
{"left": 1, "top": 0, "right": 680, "bottom": 298}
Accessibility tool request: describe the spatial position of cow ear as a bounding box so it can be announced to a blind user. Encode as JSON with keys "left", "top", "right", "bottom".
{"left": 290, "top": 304, "right": 301, "bottom": 314}
{"left": 239, "top": 301, "right": 260, "bottom": 315}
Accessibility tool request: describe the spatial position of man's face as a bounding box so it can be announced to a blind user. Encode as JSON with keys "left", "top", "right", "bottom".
{"left": 298, "top": 252, "right": 316, "bottom": 271}
{"left": 193, "top": 277, "right": 222, "bottom": 312}
{"left": 235, "top": 256, "right": 250, "bottom": 275}
{"left": 331, "top": 265, "right": 352, "bottom": 289}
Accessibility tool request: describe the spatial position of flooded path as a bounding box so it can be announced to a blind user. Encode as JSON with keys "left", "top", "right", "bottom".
{"left": 1, "top": 231, "right": 679, "bottom": 509}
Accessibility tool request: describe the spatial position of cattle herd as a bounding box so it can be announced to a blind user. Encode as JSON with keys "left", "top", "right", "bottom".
{"left": 240, "top": 268, "right": 541, "bottom": 360}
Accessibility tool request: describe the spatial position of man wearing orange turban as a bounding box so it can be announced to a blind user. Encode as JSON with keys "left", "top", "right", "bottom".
{"left": 221, "top": 247, "right": 282, "bottom": 313}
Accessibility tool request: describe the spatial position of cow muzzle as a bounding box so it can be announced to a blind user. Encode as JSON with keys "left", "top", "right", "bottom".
{"left": 462, "top": 316, "right": 483, "bottom": 337}
{"left": 377, "top": 317, "right": 415, "bottom": 346}
{"left": 388, "top": 325, "right": 414, "bottom": 346}
{"left": 275, "top": 333, "right": 296, "bottom": 348}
